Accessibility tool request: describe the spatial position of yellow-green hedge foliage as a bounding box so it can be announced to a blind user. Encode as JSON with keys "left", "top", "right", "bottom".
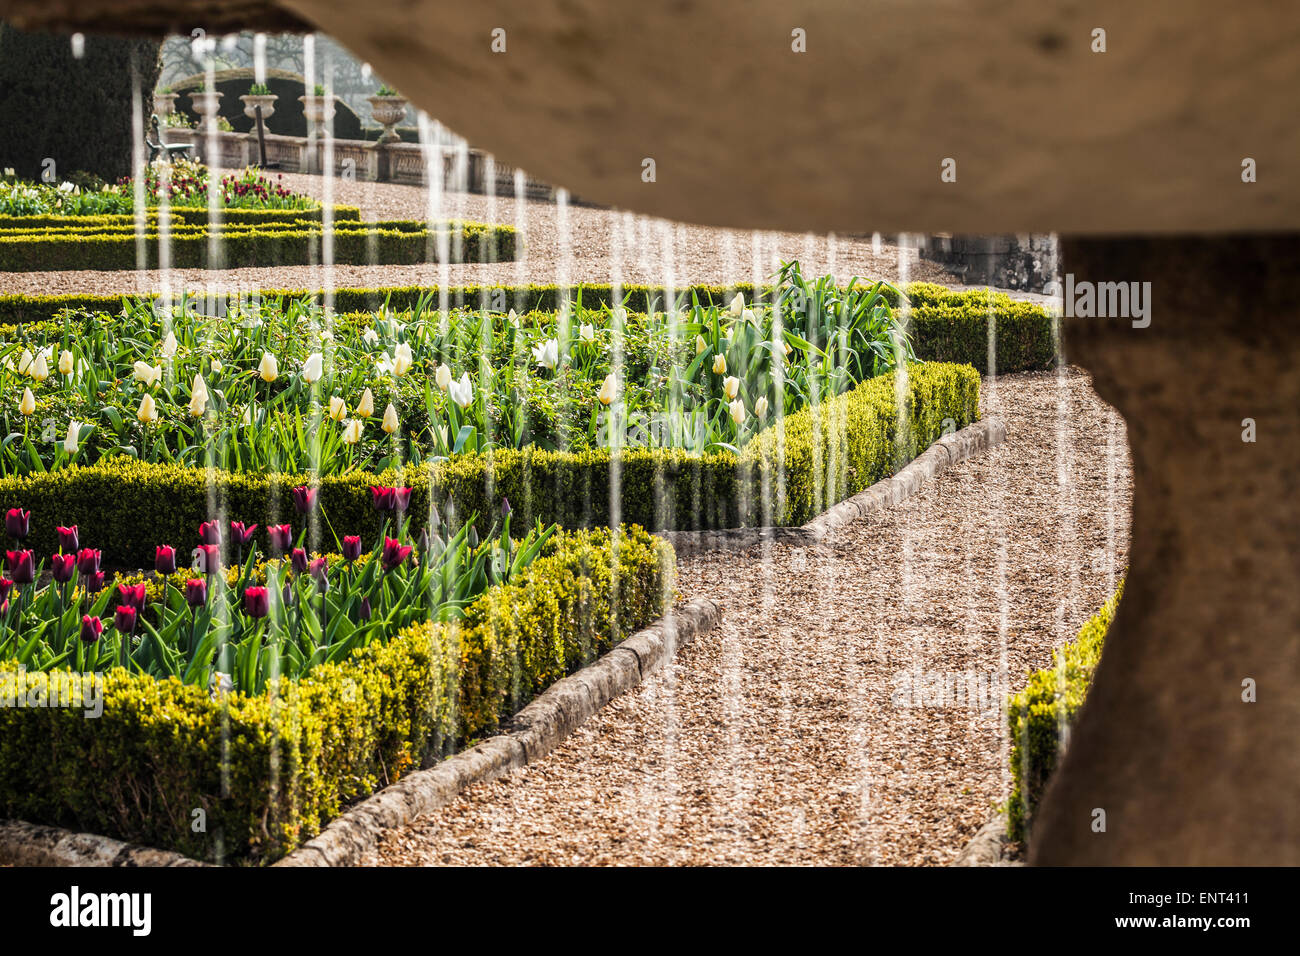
{"left": 1006, "top": 583, "right": 1123, "bottom": 843}
{"left": 0, "top": 526, "right": 673, "bottom": 864}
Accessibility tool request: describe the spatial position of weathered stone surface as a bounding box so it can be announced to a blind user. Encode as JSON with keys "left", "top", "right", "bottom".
{"left": 0, "top": 819, "right": 202, "bottom": 867}
{"left": 1031, "top": 236, "right": 1300, "bottom": 865}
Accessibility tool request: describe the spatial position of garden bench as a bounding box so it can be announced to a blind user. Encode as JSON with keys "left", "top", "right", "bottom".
{"left": 144, "top": 113, "right": 193, "bottom": 164}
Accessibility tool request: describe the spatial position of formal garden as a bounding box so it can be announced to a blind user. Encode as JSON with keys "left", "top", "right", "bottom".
{"left": 0, "top": 25, "right": 1132, "bottom": 872}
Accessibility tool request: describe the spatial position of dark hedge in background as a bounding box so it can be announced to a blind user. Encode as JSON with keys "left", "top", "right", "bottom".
{"left": 0, "top": 25, "right": 161, "bottom": 182}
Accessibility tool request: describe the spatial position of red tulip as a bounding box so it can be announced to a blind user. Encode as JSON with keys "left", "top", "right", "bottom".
{"left": 199, "top": 520, "right": 222, "bottom": 545}
{"left": 51, "top": 553, "right": 75, "bottom": 583}
{"left": 114, "top": 605, "right": 137, "bottom": 634}
{"left": 243, "top": 586, "right": 269, "bottom": 618}
{"left": 117, "top": 582, "right": 148, "bottom": 610}
{"left": 370, "top": 486, "right": 395, "bottom": 511}
{"left": 155, "top": 545, "right": 177, "bottom": 576}
{"left": 229, "top": 521, "right": 258, "bottom": 547}
{"left": 76, "top": 548, "right": 101, "bottom": 576}
{"left": 380, "top": 537, "right": 413, "bottom": 573}
{"left": 291, "top": 486, "right": 318, "bottom": 515}
{"left": 0, "top": 578, "right": 11, "bottom": 602}
{"left": 80, "top": 615, "right": 104, "bottom": 644}
{"left": 268, "top": 524, "right": 292, "bottom": 554}
{"left": 86, "top": 571, "right": 106, "bottom": 593}
{"left": 5, "top": 508, "right": 30, "bottom": 539}
{"left": 5, "top": 550, "right": 34, "bottom": 585}
{"left": 56, "top": 525, "right": 79, "bottom": 552}
{"left": 308, "top": 556, "right": 329, "bottom": 591}
{"left": 342, "top": 535, "right": 363, "bottom": 562}
{"left": 392, "top": 487, "right": 412, "bottom": 511}
{"left": 195, "top": 544, "right": 221, "bottom": 574}
{"left": 291, "top": 547, "right": 309, "bottom": 574}
{"left": 185, "top": 578, "right": 207, "bottom": 608}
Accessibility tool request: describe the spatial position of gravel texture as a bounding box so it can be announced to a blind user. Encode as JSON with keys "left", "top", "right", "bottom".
{"left": 0, "top": 173, "right": 959, "bottom": 296}
{"left": 365, "top": 368, "right": 1132, "bottom": 866}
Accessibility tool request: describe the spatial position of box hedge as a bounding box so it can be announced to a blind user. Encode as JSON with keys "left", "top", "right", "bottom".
{"left": 0, "top": 281, "right": 1055, "bottom": 373}
{"left": 1006, "top": 582, "right": 1123, "bottom": 844}
{"left": 0, "top": 525, "right": 673, "bottom": 864}
{"left": 0, "top": 219, "right": 518, "bottom": 271}
{"left": 0, "top": 363, "right": 979, "bottom": 567}
{"left": 0, "top": 205, "right": 363, "bottom": 231}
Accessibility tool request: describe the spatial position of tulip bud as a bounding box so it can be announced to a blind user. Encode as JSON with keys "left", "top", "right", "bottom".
{"left": 308, "top": 557, "right": 329, "bottom": 591}
{"left": 161, "top": 330, "right": 178, "bottom": 358}
{"left": 329, "top": 396, "right": 347, "bottom": 421}
{"left": 358, "top": 596, "right": 372, "bottom": 620}
{"left": 723, "top": 376, "right": 740, "bottom": 400}
{"left": 696, "top": 334, "right": 707, "bottom": 355}
{"left": 712, "top": 354, "right": 726, "bottom": 375}
{"left": 258, "top": 351, "right": 279, "bottom": 382}
{"left": 468, "top": 526, "right": 480, "bottom": 548}
{"left": 416, "top": 527, "right": 431, "bottom": 554}
{"left": 17, "top": 349, "right": 33, "bottom": 376}
{"left": 392, "top": 342, "right": 413, "bottom": 377}
{"left": 302, "top": 352, "right": 324, "bottom": 384}
{"left": 382, "top": 403, "right": 399, "bottom": 434}
{"left": 243, "top": 586, "right": 270, "bottom": 618}
{"left": 356, "top": 387, "right": 375, "bottom": 417}
{"left": 80, "top": 615, "right": 104, "bottom": 644}
{"left": 291, "top": 547, "right": 309, "bottom": 574}
{"left": 184, "top": 578, "right": 207, "bottom": 608}
{"left": 76, "top": 548, "right": 101, "bottom": 576}
{"left": 58, "top": 350, "right": 74, "bottom": 375}
{"left": 598, "top": 373, "right": 618, "bottom": 406}
{"left": 30, "top": 352, "right": 49, "bottom": 382}
{"left": 62, "top": 420, "right": 80, "bottom": 454}
{"left": 5, "top": 509, "right": 29, "bottom": 539}
{"left": 729, "top": 398, "right": 746, "bottom": 425}
{"left": 435, "top": 365, "right": 452, "bottom": 391}
{"left": 580, "top": 323, "right": 595, "bottom": 343}
{"left": 56, "top": 525, "right": 78, "bottom": 552}
{"left": 51, "top": 553, "right": 75, "bottom": 583}
{"left": 755, "top": 395, "right": 769, "bottom": 419}
{"left": 137, "top": 393, "right": 158, "bottom": 424}
{"left": 507, "top": 308, "right": 520, "bottom": 328}
{"left": 742, "top": 308, "right": 756, "bottom": 324}
{"left": 19, "top": 387, "right": 35, "bottom": 416}
{"left": 729, "top": 293, "right": 745, "bottom": 317}
{"left": 155, "top": 545, "right": 177, "bottom": 575}
{"left": 342, "top": 535, "right": 363, "bottom": 562}
{"left": 342, "top": 419, "right": 363, "bottom": 444}
{"left": 114, "top": 605, "right": 138, "bottom": 635}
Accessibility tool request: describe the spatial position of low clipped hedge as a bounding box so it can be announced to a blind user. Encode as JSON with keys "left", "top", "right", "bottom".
{"left": 0, "top": 205, "right": 362, "bottom": 231}
{"left": 0, "top": 282, "right": 1054, "bottom": 373}
{"left": 0, "top": 363, "right": 979, "bottom": 566}
{"left": 0, "top": 525, "right": 673, "bottom": 865}
{"left": 0, "top": 220, "right": 518, "bottom": 272}
{"left": 1006, "top": 583, "right": 1123, "bottom": 843}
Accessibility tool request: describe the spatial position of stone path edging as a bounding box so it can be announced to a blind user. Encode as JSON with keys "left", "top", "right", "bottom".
{"left": 0, "top": 818, "right": 203, "bottom": 867}
{"left": 275, "top": 596, "right": 722, "bottom": 866}
{"left": 951, "top": 812, "right": 1022, "bottom": 866}
{"left": 662, "top": 417, "right": 1006, "bottom": 556}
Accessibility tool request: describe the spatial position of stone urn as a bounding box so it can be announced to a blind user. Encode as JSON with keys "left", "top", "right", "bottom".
{"left": 240, "top": 93, "right": 278, "bottom": 126}
{"left": 189, "top": 90, "right": 224, "bottom": 124}
{"left": 298, "top": 94, "right": 337, "bottom": 133}
{"left": 367, "top": 94, "right": 409, "bottom": 144}
{"left": 153, "top": 91, "right": 178, "bottom": 116}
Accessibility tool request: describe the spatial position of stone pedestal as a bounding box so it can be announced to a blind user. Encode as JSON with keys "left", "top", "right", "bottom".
{"left": 1031, "top": 236, "right": 1300, "bottom": 865}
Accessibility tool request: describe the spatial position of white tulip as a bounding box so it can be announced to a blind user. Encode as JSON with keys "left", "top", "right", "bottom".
{"left": 435, "top": 364, "right": 452, "bottom": 391}
{"left": 302, "top": 352, "right": 324, "bottom": 384}
{"left": 728, "top": 398, "right": 746, "bottom": 425}
{"left": 137, "top": 393, "right": 159, "bottom": 424}
{"left": 507, "top": 308, "right": 520, "bottom": 328}
{"left": 188, "top": 392, "right": 207, "bottom": 417}
{"left": 342, "top": 419, "right": 363, "bottom": 444}
{"left": 356, "top": 387, "right": 374, "bottom": 418}
{"left": 392, "top": 342, "right": 413, "bottom": 377}
{"left": 712, "top": 354, "right": 727, "bottom": 375}
{"left": 19, "top": 387, "right": 35, "bottom": 416}
{"left": 532, "top": 338, "right": 560, "bottom": 370}
{"left": 742, "top": 308, "right": 756, "bottom": 324}
{"left": 754, "top": 396, "right": 769, "bottom": 419}
{"left": 190, "top": 373, "right": 208, "bottom": 404}
{"left": 728, "top": 293, "right": 745, "bottom": 317}
{"left": 598, "top": 373, "right": 618, "bottom": 406}
{"left": 17, "top": 349, "right": 33, "bottom": 376}
{"left": 63, "top": 420, "right": 80, "bottom": 454}
{"left": 696, "top": 335, "right": 707, "bottom": 355}
{"left": 382, "top": 402, "right": 399, "bottom": 434}
{"left": 579, "top": 323, "right": 595, "bottom": 343}
{"left": 133, "top": 361, "right": 162, "bottom": 386}
{"left": 362, "top": 327, "right": 379, "bottom": 346}
{"left": 211, "top": 358, "right": 223, "bottom": 372}
{"left": 723, "top": 375, "right": 740, "bottom": 400}
{"left": 258, "top": 352, "right": 278, "bottom": 382}
{"left": 448, "top": 372, "right": 474, "bottom": 409}
{"left": 329, "top": 396, "right": 347, "bottom": 421}
{"left": 161, "top": 330, "right": 178, "bottom": 358}
{"left": 58, "top": 350, "right": 74, "bottom": 375}
{"left": 30, "top": 352, "right": 49, "bottom": 382}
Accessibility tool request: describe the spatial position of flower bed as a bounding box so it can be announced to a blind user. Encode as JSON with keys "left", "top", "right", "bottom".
{"left": 0, "top": 523, "right": 672, "bottom": 864}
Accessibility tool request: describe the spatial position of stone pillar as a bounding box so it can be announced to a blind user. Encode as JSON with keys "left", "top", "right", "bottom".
{"left": 1030, "top": 236, "right": 1300, "bottom": 865}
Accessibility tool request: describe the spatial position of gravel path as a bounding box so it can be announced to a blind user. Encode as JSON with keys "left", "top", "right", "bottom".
{"left": 366, "top": 368, "right": 1132, "bottom": 866}
{"left": 0, "top": 173, "right": 959, "bottom": 296}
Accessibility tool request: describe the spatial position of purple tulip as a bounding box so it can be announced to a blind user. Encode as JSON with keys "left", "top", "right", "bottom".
{"left": 393, "top": 487, "right": 412, "bottom": 511}
{"left": 380, "top": 537, "right": 413, "bottom": 573}
{"left": 342, "top": 535, "right": 362, "bottom": 562}
{"left": 6, "top": 550, "right": 34, "bottom": 585}
{"left": 199, "top": 520, "right": 222, "bottom": 545}
{"left": 117, "top": 582, "right": 148, "bottom": 610}
{"left": 243, "top": 586, "right": 269, "bottom": 618}
{"left": 51, "top": 553, "right": 75, "bottom": 584}
{"left": 155, "top": 545, "right": 177, "bottom": 576}
{"left": 416, "top": 527, "right": 430, "bottom": 554}
{"left": 308, "top": 557, "right": 329, "bottom": 592}
{"left": 370, "top": 486, "right": 395, "bottom": 512}
{"left": 0, "top": 578, "right": 12, "bottom": 602}
{"left": 358, "top": 596, "right": 372, "bottom": 620}
{"left": 282, "top": 581, "right": 294, "bottom": 607}
{"left": 229, "top": 521, "right": 258, "bottom": 548}
{"left": 80, "top": 615, "right": 104, "bottom": 644}
{"left": 291, "top": 547, "right": 309, "bottom": 574}
{"left": 184, "top": 578, "right": 207, "bottom": 608}
{"left": 195, "top": 544, "right": 221, "bottom": 574}
{"left": 114, "top": 605, "right": 137, "bottom": 634}
{"left": 268, "top": 524, "right": 293, "bottom": 554}
{"left": 56, "top": 525, "right": 79, "bottom": 553}
{"left": 86, "top": 571, "right": 106, "bottom": 593}
{"left": 291, "top": 486, "right": 318, "bottom": 515}
{"left": 501, "top": 497, "right": 512, "bottom": 517}
{"left": 5, "top": 508, "right": 30, "bottom": 539}
{"left": 76, "top": 548, "right": 101, "bottom": 576}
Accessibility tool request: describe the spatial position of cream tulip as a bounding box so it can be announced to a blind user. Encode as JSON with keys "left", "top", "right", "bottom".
{"left": 597, "top": 373, "right": 618, "bottom": 406}
{"left": 258, "top": 352, "right": 279, "bottom": 382}
{"left": 696, "top": 334, "right": 707, "bottom": 355}
{"left": 722, "top": 375, "right": 740, "bottom": 400}
{"left": 302, "top": 352, "right": 324, "bottom": 384}
{"left": 712, "top": 353, "right": 727, "bottom": 375}
{"left": 532, "top": 338, "right": 560, "bottom": 370}
{"left": 342, "top": 419, "right": 363, "bottom": 444}
{"left": 728, "top": 293, "right": 745, "bottom": 317}
{"left": 211, "top": 358, "right": 223, "bottom": 372}
{"left": 742, "top": 308, "right": 756, "bottom": 324}
{"left": 17, "top": 349, "right": 33, "bottom": 376}
{"left": 448, "top": 372, "right": 474, "bottom": 409}
{"left": 161, "top": 330, "right": 178, "bottom": 359}
{"left": 579, "top": 323, "right": 595, "bottom": 343}
{"left": 356, "top": 387, "right": 375, "bottom": 418}
{"left": 435, "top": 364, "right": 452, "bottom": 391}
{"left": 58, "top": 349, "right": 74, "bottom": 376}
{"left": 754, "top": 395, "right": 769, "bottom": 420}
{"left": 63, "top": 420, "right": 80, "bottom": 454}
{"left": 19, "top": 387, "right": 35, "bottom": 416}
{"left": 392, "top": 342, "right": 413, "bottom": 377}
{"left": 507, "top": 308, "right": 520, "bottom": 328}
{"left": 329, "top": 396, "right": 347, "bottom": 421}
{"left": 191, "top": 373, "right": 208, "bottom": 404}
{"left": 362, "top": 327, "right": 379, "bottom": 346}
{"left": 382, "top": 403, "right": 399, "bottom": 434}
{"left": 728, "top": 398, "right": 746, "bottom": 425}
{"left": 137, "top": 393, "right": 158, "bottom": 424}
{"left": 133, "top": 361, "right": 161, "bottom": 386}
{"left": 30, "top": 352, "right": 49, "bottom": 382}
